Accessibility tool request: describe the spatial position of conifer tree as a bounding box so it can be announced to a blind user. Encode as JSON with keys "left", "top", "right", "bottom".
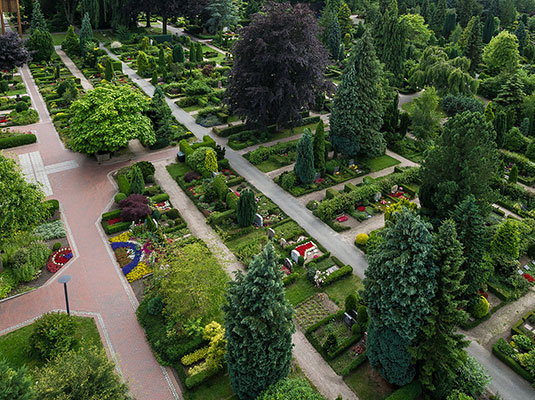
{"left": 136, "top": 51, "right": 149, "bottom": 76}
{"left": 205, "top": 149, "right": 218, "bottom": 173}
{"left": 327, "top": 11, "right": 342, "bottom": 59}
{"left": 172, "top": 44, "right": 184, "bottom": 63}
{"left": 329, "top": 29, "right": 385, "bottom": 157}
{"left": 410, "top": 220, "right": 469, "bottom": 398}
{"left": 196, "top": 42, "right": 204, "bottom": 62}
{"left": 431, "top": 0, "right": 446, "bottom": 35}
{"left": 294, "top": 129, "right": 316, "bottom": 185}
{"left": 129, "top": 165, "right": 145, "bottom": 195}
{"left": 27, "top": 29, "right": 54, "bottom": 62}
{"left": 79, "top": 12, "right": 93, "bottom": 56}
{"left": 189, "top": 42, "right": 196, "bottom": 62}
{"left": 158, "top": 47, "right": 166, "bottom": 72}
{"left": 443, "top": 10, "right": 457, "bottom": 38}
{"left": 509, "top": 164, "right": 518, "bottom": 183}
{"left": 482, "top": 15, "right": 495, "bottom": 44}
{"left": 383, "top": 94, "right": 400, "bottom": 133}
{"left": 515, "top": 21, "right": 527, "bottom": 55}
{"left": 463, "top": 17, "right": 482, "bottom": 73}
{"left": 484, "top": 101, "right": 494, "bottom": 122}
{"left": 494, "top": 110, "right": 506, "bottom": 148}
{"left": 451, "top": 195, "right": 492, "bottom": 298}
{"left": 0, "top": 358, "right": 34, "bottom": 400}
{"left": 375, "top": 0, "right": 405, "bottom": 80}
{"left": 364, "top": 209, "right": 437, "bottom": 386}
{"left": 313, "top": 120, "right": 326, "bottom": 175}
{"left": 105, "top": 57, "right": 114, "bottom": 81}
{"left": 236, "top": 189, "right": 256, "bottom": 227}
{"left": 62, "top": 25, "right": 80, "bottom": 55}
{"left": 337, "top": 2, "right": 352, "bottom": 37}
{"left": 224, "top": 243, "right": 295, "bottom": 400}
{"left": 30, "top": 0, "right": 47, "bottom": 33}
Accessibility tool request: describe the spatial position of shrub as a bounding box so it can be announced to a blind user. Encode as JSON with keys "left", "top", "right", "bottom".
{"left": 143, "top": 185, "right": 161, "bottom": 197}
{"left": 526, "top": 142, "right": 535, "bottom": 161}
{"left": 53, "top": 242, "right": 62, "bottom": 251}
{"left": 15, "top": 101, "right": 29, "bottom": 112}
{"left": 226, "top": 191, "right": 238, "bottom": 210}
{"left": 10, "top": 241, "right": 51, "bottom": 282}
{"left": 0, "top": 133, "right": 37, "bottom": 149}
{"left": 151, "top": 193, "right": 169, "bottom": 203}
{"left": 119, "top": 194, "right": 151, "bottom": 222}
{"left": 298, "top": 256, "right": 304, "bottom": 266}
{"left": 133, "top": 161, "right": 155, "bottom": 178}
{"left": 504, "top": 127, "right": 530, "bottom": 152}
{"left": 213, "top": 174, "right": 228, "bottom": 201}
{"left": 345, "top": 294, "right": 358, "bottom": 312}
{"left": 166, "top": 208, "right": 181, "bottom": 220}
{"left": 357, "top": 305, "right": 368, "bottom": 326}
{"left": 188, "top": 147, "right": 212, "bottom": 177}
{"left": 236, "top": 189, "right": 256, "bottom": 227}
{"left": 512, "top": 334, "right": 533, "bottom": 352}
{"left": 351, "top": 323, "right": 361, "bottom": 335}
{"left": 114, "top": 193, "right": 127, "bottom": 204}
{"left": 184, "top": 171, "right": 201, "bottom": 183}
{"left": 441, "top": 95, "right": 484, "bottom": 117}
{"left": 147, "top": 296, "right": 163, "bottom": 316}
{"left": 323, "top": 333, "right": 338, "bottom": 353}
{"left": 35, "top": 220, "right": 66, "bottom": 240}
{"left": 355, "top": 233, "right": 369, "bottom": 246}
{"left": 117, "top": 174, "right": 130, "bottom": 196}
{"left": 281, "top": 172, "right": 296, "bottom": 190}
{"left": 128, "top": 165, "right": 145, "bottom": 195}
{"left": 470, "top": 296, "right": 490, "bottom": 318}
{"left": 385, "top": 380, "right": 422, "bottom": 399}
{"left": 29, "top": 312, "right": 77, "bottom": 360}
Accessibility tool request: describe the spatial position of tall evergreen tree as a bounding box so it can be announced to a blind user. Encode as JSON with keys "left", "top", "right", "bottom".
{"left": 172, "top": 44, "right": 184, "bottom": 63}
{"left": 329, "top": 29, "right": 385, "bottom": 157}
{"left": 382, "top": 94, "right": 400, "bottom": 133}
{"left": 338, "top": 2, "right": 353, "bottom": 37}
{"left": 463, "top": 16, "right": 482, "bottom": 73}
{"left": 327, "top": 10, "right": 342, "bottom": 59}
{"left": 456, "top": 0, "right": 480, "bottom": 28}
{"left": 27, "top": 29, "right": 54, "bottom": 62}
{"left": 364, "top": 209, "right": 437, "bottom": 385}
{"left": 499, "top": 0, "right": 516, "bottom": 26}
{"left": 79, "top": 12, "right": 93, "bottom": 56}
{"left": 205, "top": 0, "right": 239, "bottom": 34}
{"left": 313, "top": 120, "right": 326, "bottom": 175}
{"left": 410, "top": 220, "right": 469, "bottom": 398}
{"left": 431, "top": 0, "right": 447, "bottom": 35}
{"left": 223, "top": 243, "right": 295, "bottom": 400}
{"left": 450, "top": 195, "right": 491, "bottom": 298}
{"left": 443, "top": 10, "right": 457, "bottom": 38}
{"left": 482, "top": 15, "right": 495, "bottom": 44}
{"left": 515, "top": 21, "right": 527, "bottom": 55}
{"left": 294, "top": 129, "right": 316, "bottom": 185}
{"left": 375, "top": 0, "right": 405, "bottom": 80}
{"left": 419, "top": 111, "right": 498, "bottom": 220}
{"left": 30, "top": 0, "right": 47, "bottom": 32}
{"left": 236, "top": 189, "right": 257, "bottom": 227}
{"left": 105, "top": 57, "right": 114, "bottom": 81}
{"left": 129, "top": 165, "right": 145, "bottom": 194}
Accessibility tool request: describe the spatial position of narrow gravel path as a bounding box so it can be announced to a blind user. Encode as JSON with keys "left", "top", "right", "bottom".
{"left": 55, "top": 46, "right": 94, "bottom": 91}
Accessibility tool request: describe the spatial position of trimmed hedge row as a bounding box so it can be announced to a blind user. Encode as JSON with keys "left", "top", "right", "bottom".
{"left": 500, "top": 149, "right": 535, "bottom": 177}
{"left": 151, "top": 193, "right": 170, "bottom": 203}
{"left": 100, "top": 209, "right": 131, "bottom": 234}
{"left": 212, "top": 123, "right": 248, "bottom": 137}
{"left": 185, "top": 366, "right": 221, "bottom": 389}
{"left": 341, "top": 352, "right": 367, "bottom": 376}
{"left": 0, "top": 133, "right": 36, "bottom": 149}
{"left": 385, "top": 381, "right": 422, "bottom": 400}
{"left": 323, "top": 265, "right": 353, "bottom": 286}
{"left": 179, "top": 135, "right": 216, "bottom": 157}
{"left": 492, "top": 341, "right": 534, "bottom": 383}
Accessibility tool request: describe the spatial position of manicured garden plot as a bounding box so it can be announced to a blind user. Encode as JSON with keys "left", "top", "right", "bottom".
{"left": 343, "top": 362, "right": 394, "bottom": 400}
{"left": 388, "top": 137, "right": 426, "bottom": 163}
{"left": 294, "top": 295, "right": 333, "bottom": 330}
{"left": 0, "top": 128, "right": 37, "bottom": 149}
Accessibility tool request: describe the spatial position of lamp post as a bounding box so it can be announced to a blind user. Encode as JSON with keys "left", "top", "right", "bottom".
{"left": 58, "top": 275, "right": 71, "bottom": 315}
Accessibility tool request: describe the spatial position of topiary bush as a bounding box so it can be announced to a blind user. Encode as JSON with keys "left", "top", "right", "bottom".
{"left": 351, "top": 323, "right": 361, "bottom": 335}
{"left": 114, "top": 193, "right": 127, "bottom": 204}
{"left": 165, "top": 208, "right": 180, "bottom": 220}
{"left": 15, "top": 101, "right": 29, "bottom": 112}
{"left": 226, "top": 191, "right": 239, "bottom": 210}
{"left": 470, "top": 296, "right": 489, "bottom": 319}
{"left": 147, "top": 295, "right": 163, "bottom": 316}
{"left": 117, "top": 174, "right": 130, "bottom": 196}
{"left": 53, "top": 242, "right": 62, "bottom": 251}
{"left": 357, "top": 305, "right": 368, "bottom": 327}
{"left": 29, "top": 312, "right": 78, "bottom": 361}
{"left": 355, "top": 233, "right": 369, "bottom": 246}
{"left": 323, "top": 333, "right": 338, "bottom": 353}
{"left": 345, "top": 294, "right": 358, "bottom": 313}
{"left": 133, "top": 161, "right": 155, "bottom": 179}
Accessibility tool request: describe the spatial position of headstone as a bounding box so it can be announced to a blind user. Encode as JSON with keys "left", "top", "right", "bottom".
{"left": 217, "top": 80, "right": 223, "bottom": 89}
{"left": 349, "top": 310, "right": 358, "bottom": 320}
{"left": 391, "top": 184, "right": 398, "bottom": 194}
{"left": 254, "top": 213, "right": 263, "bottom": 227}
{"left": 315, "top": 172, "right": 321, "bottom": 180}
{"left": 212, "top": 171, "right": 220, "bottom": 178}
{"left": 284, "top": 258, "right": 293, "bottom": 272}
{"left": 518, "top": 269, "right": 525, "bottom": 275}
{"left": 268, "top": 228, "right": 276, "bottom": 239}
{"left": 291, "top": 249, "right": 300, "bottom": 263}
{"left": 343, "top": 312, "right": 356, "bottom": 329}
{"left": 325, "top": 265, "right": 339, "bottom": 274}
{"left": 374, "top": 192, "right": 382, "bottom": 202}
{"left": 280, "top": 238, "right": 287, "bottom": 248}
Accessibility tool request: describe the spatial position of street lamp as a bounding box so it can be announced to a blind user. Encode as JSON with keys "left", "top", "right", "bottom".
{"left": 58, "top": 275, "right": 71, "bottom": 315}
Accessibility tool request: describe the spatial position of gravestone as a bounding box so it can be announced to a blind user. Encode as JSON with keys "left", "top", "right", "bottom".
{"left": 343, "top": 312, "right": 356, "bottom": 329}
{"left": 315, "top": 172, "right": 321, "bottom": 180}
{"left": 254, "top": 213, "right": 263, "bottom": 227}
{"left": 391, "top": 184, "right": 398, "bottom": 194}
{"left": 212, "top": 171, "right": 220, "bottom": 178}
{"left": 284, "top": 258, "right": 293, "bottom": 272}
{"left": 268, "top": 228, "right": 276, "bottom": 239}
{"left": 291, "top": 249, "right": 300, "bottom": 263}
{"left": 280, "top": 238, "right": 288, "bottom": 248}
{"left": 374, "top": 192, "right": 382, "bottom": 202}
{"left": 349, "top": 310, "right": 358, "bottom": 320}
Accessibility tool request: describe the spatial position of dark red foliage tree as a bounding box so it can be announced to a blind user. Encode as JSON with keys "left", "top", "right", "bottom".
{"left": 119, "top": 194, "right": 152, "bottom": 222}
{"left": 0, "top": 32, "right": 31, "bottom": 71}
{"left": 224, "top": 1, "right": 329, "bottom": 129}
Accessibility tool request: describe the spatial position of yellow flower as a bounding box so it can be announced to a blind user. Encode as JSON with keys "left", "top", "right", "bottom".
{"left": 126, "top": 262, "right": 152, "bottom": 282}
{"left": 109, "top": 231, "right": 131, "bottom": 243}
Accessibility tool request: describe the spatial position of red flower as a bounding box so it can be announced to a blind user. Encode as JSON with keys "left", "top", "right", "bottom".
{"left": 357, "top": 206, "right": 366, "bottom": 212}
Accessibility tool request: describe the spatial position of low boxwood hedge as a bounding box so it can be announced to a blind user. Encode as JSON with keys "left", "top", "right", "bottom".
{"left": 0, "top": 133, "right": 37, "bottom": 149}
{"left": 492, "top": 341, "right": 534, "bottom": 383}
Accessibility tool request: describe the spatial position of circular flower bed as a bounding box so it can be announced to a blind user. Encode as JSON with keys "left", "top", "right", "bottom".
{"left": 47, "top": 247, "right": 73, "bottom": 273}
{"left": 110, "top": 241, "right": 142, "bottom": 275}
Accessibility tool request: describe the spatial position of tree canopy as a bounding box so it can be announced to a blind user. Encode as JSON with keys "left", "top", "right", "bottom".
{"left": 0, "top": 32, "right": 31, "bottom": 71}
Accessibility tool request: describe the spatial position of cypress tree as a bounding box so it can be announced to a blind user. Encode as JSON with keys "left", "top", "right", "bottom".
{"left": 196, "top": 42, "right": 204, "bottom": 62}
{"left": 27, "top": 29, "right": 54, "bottom": 62}
{"left": 482, "top": 15, "right": 495, "bottom": 44}
{"left": 375, "top": 0, "right": 405, "bottom": 80}
{"left": 329, "top": 29, "right": 385, "bottom": 157}
{"left": 509, "top": 164, "right": 518, "bottom": 183}
{"left": 79, "top": 12, "right": 93, "bottom": 56}
{"left": 129, "top": 165, "right": 145, "bottom": 195}
{"left": 158, "top": 47, "right": 166, "bottom": 72}
{"left": 62, "top": 25, "right": 80, "bottom": 55}
{"left": 294, "top": 129, "right": 316, "bottom": 185}
{"left": 172, "top": 44, "right": 184, "bottom": 63}
{"left": 223, "top": 243, "right": 295, "bottom": 400}
{"left": 313, "top": 120, "right": 326, "bottom": 175}
{"left": 410, "top": 220, "right": 469, "bottom": 398}
{"left": 383, "top": 94, "right": 400, "bottom": 133}
{"left": 494, "top": 110, "right": 506, "bottom": 148}
{"left": 105, "top": 57, "right": 114, "bottom": 81}
{"left": 450, "top": 195, "right": 492, "bottom": 298}
{"left": 338, "top": 2, "right": 352, "bottom": 36}
{"left": 463, "top": 17, "right": 482, "bottom": 74}
{"left": 30, "top": 0, "right": 47, "bottom": 33}
{"left": 431, "top": 0, "right": 446, "bottom": 35}
{"left": 443, "top": 10, "right": 457, "bottom": 38}
{"left": 205, "top": 149, "right": 218, "bottom": 173}
{"left": 328, "top": 11, "right": 342, "bottom": 59}
{"left": 236, "top": 189, "right": 256, "bottom": 227}
{"left": 151, "top": 70, "right": 158, "bottom": 85}
{"left": 484, "top": 101, "right": 494, "bottom": 122}
{"left": 364, "top": 209, "right": 437, "bottom": 386}
{"left": 136, "top": 51, "right": 149, "bottom": 76}
{"left": 189, "top": 43, "right": 196, "bottom": 62}
{"left": 515, "top": 21, "right": 527, "bottom": 55}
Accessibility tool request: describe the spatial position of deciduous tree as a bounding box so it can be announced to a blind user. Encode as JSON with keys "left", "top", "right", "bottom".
{"left": 482, "top": 31, "right": 520, "bottom": 75}
{"left": 0, "top": 32, "right": 31, "bottom": 70}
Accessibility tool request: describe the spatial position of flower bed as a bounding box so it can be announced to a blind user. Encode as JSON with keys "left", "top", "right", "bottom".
{"left": 295, "top": 241, "right": 316, "bottom": 257}
{"left": 111, "top": 241, "right": 143, "bottom": 275}
{"left": 47, "top": 247, "right": 73, "bottom": 273}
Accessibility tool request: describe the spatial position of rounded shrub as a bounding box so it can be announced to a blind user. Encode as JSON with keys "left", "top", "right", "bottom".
{"left": 351, "top": 323, "right": 361, "bottom": 335}
{"left": 114, "top": 193, "right": 127, "bottom": 204}
{"left": 147, "top": 295, "right": 163, "bottom": 316}
{"left": 297, "top": 256, "right": 305, "bottom": 266}
{"left": 29, "top": 312, "right": 77, "bottom": 360}
{"left": 166, "top": 208, "right": 180, "bottom": 220}
{"left": 357, "top": 305, "right": 368, "bottom": 326}
{"left": 15, "top": 101, "right": 29, "bottom": 112}
{"left": 323, "top": 333, "right": 338, "bottom": 354}
{"left": 281, "top": 172, "right": 296, "bottom": 190}
{"left": 345, "top": 294, "right": 358, "bottom": 313}
{"left": 355, "top": 233, "right": 369, "bottom": 246}
{"left": 184, "top": 171, "right": 202, "bottom": 183}
{"left": 53, "top": 242, "right": 62, "bottom": 251}
{"left": 470, "top": 296, "right": 490, "bottom": 319}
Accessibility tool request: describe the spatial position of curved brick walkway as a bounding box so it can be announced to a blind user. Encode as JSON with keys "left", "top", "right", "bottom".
{"left": 0, "top": 54, "right": 183, "bottom": 399}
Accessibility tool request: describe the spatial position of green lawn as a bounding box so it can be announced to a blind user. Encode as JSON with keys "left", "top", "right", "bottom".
{"left": 271, "top": 122, "right": 318, "bottom": 142}
{"left": 362, "top": 155, "right": 400, "bottom": 173}
{"left": 166, "top": 163, "right": 191, "bottom": 180}
{"left": 188, "top": 371, "right": 237, "bottom": 400}
{"left": 0, "top": 316, "right": 102, "bottom": 370}
{"left": 51, "top": 32, "right": 68, "bottom": 46}
{"left": 324, "top": 274, "right": 364, "bottom": 307}
{"left": 183, "top": 104, "right": 204, "bottom": 112}
{"left": 285, "top": 276, "right": 316, "bottom": 306}
{"left": 344, "top": 362, "right": 393, "bottom": 400}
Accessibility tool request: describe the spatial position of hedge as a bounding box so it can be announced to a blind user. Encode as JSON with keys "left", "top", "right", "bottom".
{"left": 306, "top": 310, "right": 345, "bottom": 334}
{"left": 341, "top": 352, "right": 367, "bottom": 376}
{"left": 322, "top": 265, "right": 353, "bottom": 286}
{"left": 180, "top": 135, "right": 216, "bottom": 157}
{"left": 492, "top": 342, "right": 534, "bottom": 383}
{"left": 185, "top": 366, "right": 221, "bottom": 389}
{"left": 207, "top": 209, "right": 235, "bottom": 225}
{"left": 0, "top": 133, "right": 36, "bottom": 149}
{"left": 102, "top": 209, "right": 121, "bottom": 220}
{"left": 151, "top": 193, "right": 170, "bottom": 203}
{"left": 213, "top": 123, "right": 248, "bottom": 137}
{"left": 283, "top": 272, "right": 300, "bottom": 286}
{"left": 327, "top": 332, "right": 363, "bottom": 359}
{"left": 499, "top": 149, "right": 535, "bottom": 177}
{"left": 385, "top": 381, "right": 422, "bottom": 400}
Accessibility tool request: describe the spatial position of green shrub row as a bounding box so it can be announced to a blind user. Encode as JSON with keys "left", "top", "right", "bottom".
{"left": 0, "top": 133, "right": 36, "bottom": 149}
{"left": 492, "top": 341, "right": 534, "bottom": 383}
{"left": 185, "top": 366, "right": 221, "bottom": 389}
{"left": 500, "top": 149, "right": 535, "bottom": 177}
{"left": 179, "top": 135, "right": 216, "bottom": 157}
{"left": 341, "top": 352, "right": 367, "bottom": 376}
{"left": 322, "top": 265, "right": 353, "bottom": 287}
{"left": 207, "top": 209, "right": 235, "bottom": 225}
{"left": 151, "top": 193, "right": 170, "bottom": 203}
{"left": 102, "top": 209, "right": 121, "bottom": 220}
{"left": 327, "top": 332, "right": 363, "bottom": 359}
{"left": 282, "top": 272, "right": 299, "bottom": 286}
{"left": 213, "top": 123, "right": 248, "bottom": 137}
{"left": 385, "top": 380, "right": 423, "bottom": 400}
{"left": 101, "top": 219, "right": 131, "bottom": 235}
